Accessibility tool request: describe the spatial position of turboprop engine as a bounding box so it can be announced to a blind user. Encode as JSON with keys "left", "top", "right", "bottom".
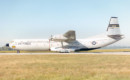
{"left": 50, "top": 35, "right": 68, "bottom": 41}
{"left": 50, "top": 30, "right": 76, "bottom": 42}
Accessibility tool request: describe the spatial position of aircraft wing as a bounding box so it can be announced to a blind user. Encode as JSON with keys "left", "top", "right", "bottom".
{"left": 63, "top": 30, "right": 76, "bottom": 42}
{"left": 50, "top": 30, "right": 76, "bottom": 42}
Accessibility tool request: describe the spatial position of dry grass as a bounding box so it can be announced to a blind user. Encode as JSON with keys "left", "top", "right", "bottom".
{"left": 0, "top": 54, "right": 130, "bottom": 80}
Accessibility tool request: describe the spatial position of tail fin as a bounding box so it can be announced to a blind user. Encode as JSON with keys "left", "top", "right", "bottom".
{"left": 107, "top": 17, "right": 122, "bottom": 38}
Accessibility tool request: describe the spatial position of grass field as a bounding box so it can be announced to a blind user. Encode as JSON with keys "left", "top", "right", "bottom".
{"left": 0, "top": 54, "right": 130, "bottom": 80}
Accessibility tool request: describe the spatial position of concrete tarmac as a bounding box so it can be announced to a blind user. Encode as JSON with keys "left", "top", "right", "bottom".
{"left": 0, "top": 52, "right": 130, "bottom": 55}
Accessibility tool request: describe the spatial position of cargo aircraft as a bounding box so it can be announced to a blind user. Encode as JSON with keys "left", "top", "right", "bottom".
{"left": 6, "top": 17, "right": 124, "bottom": 53}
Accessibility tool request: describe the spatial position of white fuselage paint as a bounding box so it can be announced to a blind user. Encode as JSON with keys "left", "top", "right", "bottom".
{"left": 9, "top": 34, "right": 121, "bottom": 51}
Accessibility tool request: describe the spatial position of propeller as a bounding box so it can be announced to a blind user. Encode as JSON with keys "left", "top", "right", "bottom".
{"left": 49, "top": 35, "right": 53, "bottom": 41}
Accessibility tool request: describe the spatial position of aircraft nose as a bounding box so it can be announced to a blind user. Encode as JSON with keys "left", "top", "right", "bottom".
{"left": 6, "top": 43, "right": 9, "bottom": 47}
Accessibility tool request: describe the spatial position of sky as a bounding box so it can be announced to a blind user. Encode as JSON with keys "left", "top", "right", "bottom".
{"left": 0, "top": 0, "right": 130, "bottom": 46}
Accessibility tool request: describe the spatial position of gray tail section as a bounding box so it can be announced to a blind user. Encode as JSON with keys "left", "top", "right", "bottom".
{"left": 107, "top": 17, "right": 122, "bottom": 38}
{"left": 63, "top": 30, "right": 76, "bottom": 41}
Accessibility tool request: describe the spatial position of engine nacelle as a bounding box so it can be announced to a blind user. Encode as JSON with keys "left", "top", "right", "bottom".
{"left": 50, "top": 30, "right": 76, "bottom": 42}
{"left": 51, "top": 35, "right": 67, "bottom": 41}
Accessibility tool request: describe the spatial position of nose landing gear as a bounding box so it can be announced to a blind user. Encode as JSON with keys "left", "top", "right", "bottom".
{"left": 17, "top": 50, "right": 20, "bottom": 53}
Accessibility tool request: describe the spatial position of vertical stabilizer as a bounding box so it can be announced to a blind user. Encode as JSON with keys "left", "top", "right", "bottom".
{"left": 107, "top": 17, "right": 121, "bottom": 36}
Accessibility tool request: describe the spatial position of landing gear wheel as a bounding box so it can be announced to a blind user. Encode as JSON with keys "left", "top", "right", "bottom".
{"left": 17, "top": 50, "right": 20, "bottom": 53}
